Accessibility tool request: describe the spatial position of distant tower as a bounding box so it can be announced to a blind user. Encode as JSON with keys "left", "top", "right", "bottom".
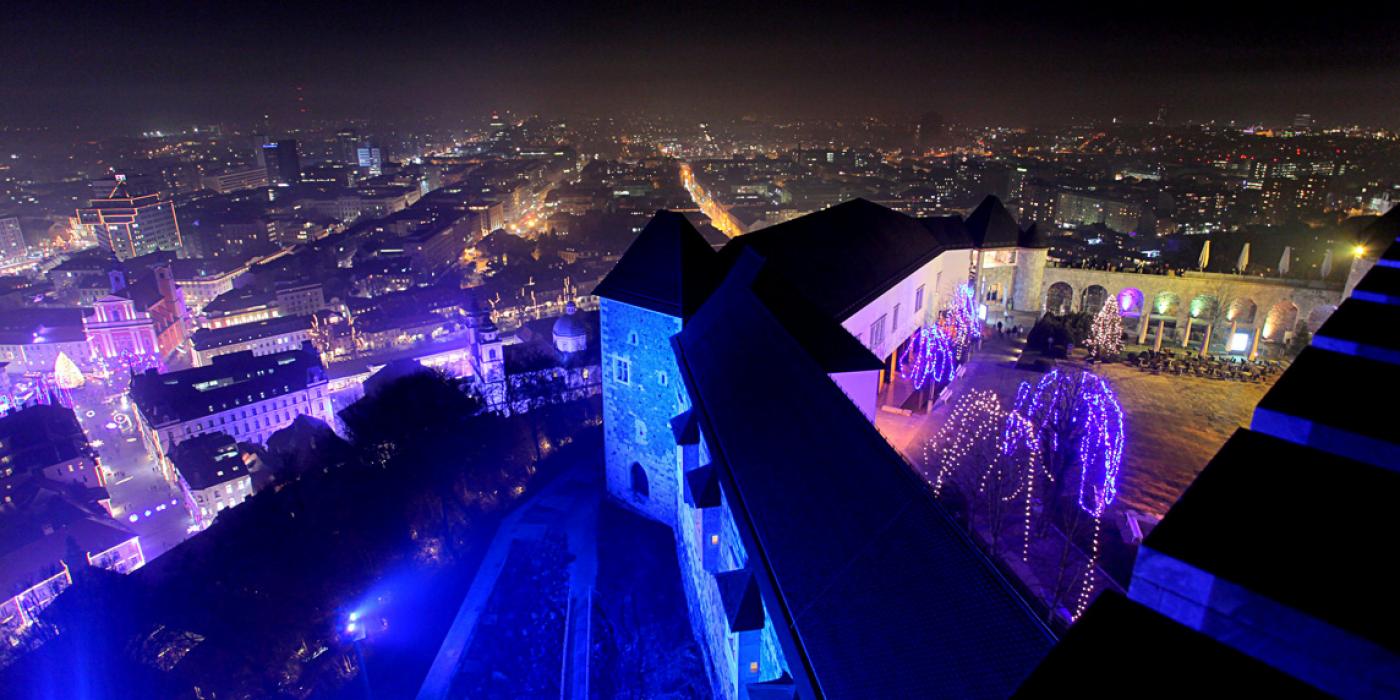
{"left": 262, "top": 140, "right": 301, "bottom": 186}
{"left": 593, "top": 211, "right": 717, "bottom": 526}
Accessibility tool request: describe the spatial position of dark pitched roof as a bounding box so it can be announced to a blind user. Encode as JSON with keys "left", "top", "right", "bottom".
{"left": 1145, "top": 429, "right": 1398, "bottom": 651}
{"left": 741, "top": 250, "right": 883, "bottom": 373}
{"left": 672, "top": 261, "right": 1052, "bottom": 698}
{"left": 592, "top": 210, "right": 719, "bottom": 318}
{"left": 1016, "top": 592, "right": 1326, "bottom": 697}
{"left": 964, "top": 195, "right": 1023, "bottom": 248}
{"left": 715, "top": 568, "right": 766, "bottom": 632}
{"left": 719, "top": 198, "right": 950, "bottom": 320}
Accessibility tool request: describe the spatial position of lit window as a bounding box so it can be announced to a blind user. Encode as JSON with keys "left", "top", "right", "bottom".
{"left": 710, "top": 534, "right": 719, "bottom": 545}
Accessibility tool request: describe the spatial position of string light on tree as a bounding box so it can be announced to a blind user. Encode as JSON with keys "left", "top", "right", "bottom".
{"left": 1011, "top": 369, "right": 1125, "bottom": 621}
{"left": 900, "top": 325, "right": 957, "bottom": 390}
{"left": 925, "top": 390, "right": 1044, "bottom": 562}
{"left": 1085, "top": 297, "right": 1124, "bottom": 359}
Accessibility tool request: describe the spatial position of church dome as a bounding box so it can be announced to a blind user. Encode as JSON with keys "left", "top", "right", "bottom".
{"left": 553, "top": 302, "right": 588, "bottom": 353}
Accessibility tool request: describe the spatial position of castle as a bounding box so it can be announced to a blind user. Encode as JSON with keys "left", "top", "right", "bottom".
{"left": 595, "top": 197, "right": 1400, "bottom": 698}
{"left": 593, "top": 197, "right": 1054, "bottom": 698}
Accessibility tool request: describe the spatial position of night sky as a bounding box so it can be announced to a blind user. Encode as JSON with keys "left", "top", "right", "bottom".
{"left": 5, "top": 0, "right": 1400, "bottom": 129}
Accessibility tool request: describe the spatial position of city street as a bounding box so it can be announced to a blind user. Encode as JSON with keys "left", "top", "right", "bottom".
{"left": 70, "top": 384, "right": 193, "bottom": 561}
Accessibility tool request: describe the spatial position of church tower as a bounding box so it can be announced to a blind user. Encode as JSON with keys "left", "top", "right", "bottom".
{"left": 593, "top": 211, "right": 718, "bottom": 526}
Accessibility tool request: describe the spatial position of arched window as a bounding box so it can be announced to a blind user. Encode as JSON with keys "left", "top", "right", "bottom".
{"left": 630, "top": 462, "right": 649, "bottom": 498}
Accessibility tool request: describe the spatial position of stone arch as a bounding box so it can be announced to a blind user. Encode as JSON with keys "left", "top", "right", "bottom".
{"left": 630, "top": 462, "right": 649, "bottom": 498}
{"left": 1151, "top": 291, "right": 1180, "bottom": 317}
{"left": 1226, "top": 297, "right": 1258, "bottom": 326}
{"left": 1306, "top": 304, "right": 1338, "bottom": 332}
{"left": 1262, "top": 300, "right": 1298, "bottom": 341}
{"left": 1188, "top": 294, "right": 1220, "bottom": 321}
{"left": 1116, "top": 287, "right": 1144, "bottom": 316}
{"left": 1046, "top": 281, "right": 1074, "bottom": 315}
{"left": 1081, "top": 285, "right": 1109, "bottom": 315}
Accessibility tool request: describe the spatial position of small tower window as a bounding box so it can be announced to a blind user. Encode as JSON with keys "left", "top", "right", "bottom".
{"left": 630, "top": 462, "right": 649, "bottom": 498}
{"left": 628, "top": 331, "right": 639, "bottom": 346}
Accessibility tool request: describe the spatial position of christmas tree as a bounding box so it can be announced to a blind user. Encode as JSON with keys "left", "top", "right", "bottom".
{"left": 1086, "top": 298, "right": 1123, "bottom": 359}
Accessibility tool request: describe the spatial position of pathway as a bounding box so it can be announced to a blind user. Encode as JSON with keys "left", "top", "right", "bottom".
{"left": 416, "top": 463, "right": 600, "bottom": 700}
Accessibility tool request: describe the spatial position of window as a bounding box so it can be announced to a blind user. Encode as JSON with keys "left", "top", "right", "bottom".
{"left": 628, "top": 331, "right": 639, "bottom": 346}
{"left": 914, "top": 284, "right": 925, "bottom": 311}
{"left": 634, "top": 418, "right": 648, "bottom": 443}
{"left": 630, "top": 462, "right": 649, "bottom": 498}
{"left": 656, "top": 371, "right": 668, "bottom": 387}
{"left": 870, "top": 315, "right": 886, "bottom": 348}
{"left": 892, "top": 303, "right": 901, "bottom": 331}
{"left": 613, "top": 357, "right": 630, "bottom": 384}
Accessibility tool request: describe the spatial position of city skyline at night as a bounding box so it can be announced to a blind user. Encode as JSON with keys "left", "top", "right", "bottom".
{"left": 0, "top": 3, "right": 1396, "bottom": 698}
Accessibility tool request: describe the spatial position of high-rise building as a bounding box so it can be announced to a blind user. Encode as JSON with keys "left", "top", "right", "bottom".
{"left": 262, "top": 140, "right": 301, "bottom": 186}
{"left": 335, "top": 128, "right": 360, "bottom": 165}
{"left": 356, "top": 145, "right": 383, "bottom": 177}
{"left": 76, "top": 178, "right": 183, "bottom": 261}
{"left": 0, "top": 216, "right": 27, "bottom": 263}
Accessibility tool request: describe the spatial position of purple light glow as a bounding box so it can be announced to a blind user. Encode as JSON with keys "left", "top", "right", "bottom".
{"left": 1117, "top": 288, "right": 1143, "bottom": 315}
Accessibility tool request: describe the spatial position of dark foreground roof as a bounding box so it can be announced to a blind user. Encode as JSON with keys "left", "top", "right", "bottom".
{"left": 592, "top": 210, "right": 720, "bottom": 317}
{"left": 1016, "top": 592, "right": 1325, "bottom": 697}
{"left": 673, "top": 259, "right": 1052, "bottom": 698}
{"left": 719, "top": 198, "right": 949, "bottom": 320}
{"left": 718, "top": 196, "right": 1034, "bottom": 321}
{"left": 1145, "top": 429, "right": 1398, "bottom": 651}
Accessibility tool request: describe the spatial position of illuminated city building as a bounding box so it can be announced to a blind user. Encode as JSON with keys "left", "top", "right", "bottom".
{"left": 190, "top": 314, "right": 313, "bottom": 367}
{"left": 262, "top": 139, "right": 302, "bottom": 186}
{"left": 84, "top": 294, "right": 161, "bottom": 367}
{"left": 0, "top": 216, "right": 27, "bottom": 264}
{"left": 76, "top": 179, "right": 183, "bottom": 261}
{"left": 169, "top": 432, "right": 254, "bottom": 529}
{"left": 130, "top": 343, "right": 333, "bottom": 483}
{"left": 200, "top": 166, "right": 269, "bottom": 194}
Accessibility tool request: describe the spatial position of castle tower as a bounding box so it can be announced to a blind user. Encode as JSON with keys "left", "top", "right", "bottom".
{"left": 593, "top": 211, "right": 718, "bottom": 526}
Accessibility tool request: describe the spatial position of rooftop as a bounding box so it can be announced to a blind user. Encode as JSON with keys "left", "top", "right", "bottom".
{"left": 673, "top": 256, "right": 1052, "bottom": 698}
{"left": 191, "top": 315, "right": 311, "bottom": 352}
{"left": 131, "top": 344, "right": 327, "bottom": 425}
{"left": 169, "top": 432, "right": 246, "bottom": 491}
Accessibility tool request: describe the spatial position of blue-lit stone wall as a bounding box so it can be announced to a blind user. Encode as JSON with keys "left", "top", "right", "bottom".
{"left": 675, "top": 435, "right": 790, "bottom": 700}
{"left": 601, "top": 297, "right": 790, "bottom": 699}
{"left": 599, "top": 297, "right": 684, "bottom": 525}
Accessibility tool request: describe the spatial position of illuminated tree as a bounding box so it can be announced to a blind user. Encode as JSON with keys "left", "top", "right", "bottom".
{"left": 926, "top": 390, "right": 1044, "bottom": 560}
{"left": 1011, "top": 369, "right": 1124, "bottom": 621}
{"left": 899, "top": 325, "right": 957, "bottom": 390}
{"left": 1084, "top": 297, "right": 1123, "bottom": 359}
{"left": 54, "top": 351, "right": 86, "bottom": 390}
{"left": 941, "top": 282, "right": 982, "bottom": 358}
